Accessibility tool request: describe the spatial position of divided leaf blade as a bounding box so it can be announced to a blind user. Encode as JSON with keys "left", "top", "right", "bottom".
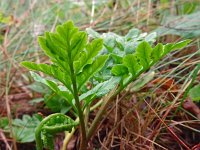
{"left": 123, "top": 54, "right": 143, "bottom": 76}
{"left": 163, "top": 39, "right": 191, "bottom": 56}
{"left": 30, "top": 72, "right": 73, "bottom": 105}
{"left": 135, "top": 41, "right": 152, "bottom": 70}
{"left": 21, "top": 62, "right": 72, "bottom": 91}
{"left": 77, "top": 55, "right": 109, "bottom": 90}
{"left": 151, "top": 43, "right": 164, "bottom": 63}
{"left": 74, "top": 38, "right": 103, "bottom": 73}
{"left": 80, "top": 77, "right": 121, "bottom": 107}
{"left": 111, "top": 64, "right": 128, "bottom": 76}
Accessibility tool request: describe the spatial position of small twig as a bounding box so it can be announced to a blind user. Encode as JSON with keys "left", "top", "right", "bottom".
{"left": 61, "top": 118, "right": 79, "bottom": 150}
{"left": 0, "top": 130, "right": 12, "bottom": 150}
{"left": 144, "top": 99, "right": 191, "bottom": 150}
{"left": 109, "top": 0, "right": 118, "bottom": 31}
{"left": 51, "top": 15, "right": 59, "bottom": 32}
{"left": 147, "top": 0, "right": 151, "bottom": 26}
{"left": 136, "top": 0, "right": 140, "bottom": 25}
{"left": 126, "top": 129, "right": 168, "bottom": 150}
{"left": 90, "top": 0, "right": 95, "bottom": 26}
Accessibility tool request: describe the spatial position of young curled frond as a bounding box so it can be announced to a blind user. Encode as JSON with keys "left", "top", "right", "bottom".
{"left": 35, "top": 113, "right": 78, "bottom": 150}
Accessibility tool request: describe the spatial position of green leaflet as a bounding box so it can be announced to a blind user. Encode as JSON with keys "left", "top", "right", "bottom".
{"left": 145, "top": 32, "right": 157, "bottom": 44}
{"left": 39, "top": 34, "right": 70, "bottom": 73}
{"left": 189, "top": 84, "right": 200, "bottom": 102}
{"left": 50, "top": 21, "right": 77, "bottom": 51}
{"left": 8, "top": 114, "right": 41, "bottom": 143}
{"left": 74, "top": 38, "right": 103, "bottom": 73}
{"left": 135, "top": 41, "right": 152, "bottom": 70}
{"left": 71, "top": 31, "right": 87, "bottom": 59}
{"left": 56, "top": 21, "right": 77, "bottom": 38}
{"left": 125, "top": 28, "right": 141, "bottom": 40}
{"left": 50, "top": 21, "right": 87, "bottom": 60}
{"left": 46, "top": 32, "right": 68, "bottom": 57}
{"left": 170, "top": 39, "right": 191, "bottom": 51}
{"left": 77, "top": 55, "right": 109, "bottom": 90}
{"left": 111, "top": 53, "right": 123, "bottom": 64}
{"left": 38, "top": 36, "right": 58, "bottom": 62}
{"left": 111, "top": 64, "right": 128, "bottom": 76}
{"left": 163, "top": 39, "right": 191, "bottom": 56}
{"left": 86, "top": 28, "right": 101, "bottom": 38}
{"left": 79, "top": 77, "right": 121, "bottom": 107}
{"left": 49, "top": 33, "right": 67, "bottom": 50}
{"left": 130, "top": 71, "right": 155, "bottom": 92}
{"left": 21, "top": 62, "right": 72, "bottom": 91}
{"left": 151, "top": 43, "right": 164, "bottom": 63}
{"left": 80, "top": 77, "right": 121, "bottom": 100}
{"left": 123, "top": 54, "right": 143, "bottom": 77}
{"left": 38, "top": 21, "right": 87, "bottom": 71}
{"left": 151, "top": 40, "right": 191, "bottom": 64}
{"left": 30, "top": 72, "right": 73, "bottom": 105}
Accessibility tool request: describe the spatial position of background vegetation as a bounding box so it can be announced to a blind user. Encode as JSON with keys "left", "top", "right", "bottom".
{"left": 0, "top": 0, "right": 200, "bottom": 149}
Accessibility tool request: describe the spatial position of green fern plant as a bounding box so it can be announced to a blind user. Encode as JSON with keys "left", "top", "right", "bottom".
{"left": 21, "top": 20, "right": 191, "bottom": 150}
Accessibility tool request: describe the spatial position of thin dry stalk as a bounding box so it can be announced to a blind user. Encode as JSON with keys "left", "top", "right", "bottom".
{"left": 144, "top": 99, "right": 191, "bottom": 150}
{"left": 0, "top": 130, "right": 12, "bottom": 150}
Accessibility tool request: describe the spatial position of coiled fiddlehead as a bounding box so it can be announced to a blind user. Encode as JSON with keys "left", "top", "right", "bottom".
{"left": 35, "top": 113, "right": 78, "bottom": 150}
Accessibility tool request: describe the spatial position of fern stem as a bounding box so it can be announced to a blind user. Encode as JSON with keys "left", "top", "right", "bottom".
{"left": 68, "top": 58, "right": 87, "bottom": 150}
{"left": 84, "top": 105, "right": 90, "bottom": 134}
{"left": 86, "top": 76, "right": 136, "bottom": 141}
{"left": 86, "top": 87, "right": 121, "bottom": 141}
{"left": 62, "top": 100, "right": 104, "bottom": 149}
